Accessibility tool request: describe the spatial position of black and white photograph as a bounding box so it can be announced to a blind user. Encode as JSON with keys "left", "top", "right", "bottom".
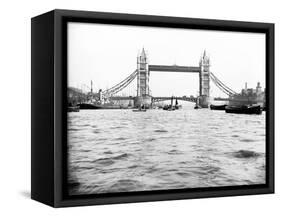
{"left": 67, "top": 22, "right": 266, "bottom": 196}
{"left": 0, "top": 0, "right": 279, "bottom": 213}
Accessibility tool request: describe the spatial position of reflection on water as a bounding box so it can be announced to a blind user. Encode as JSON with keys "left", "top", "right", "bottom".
{"left": 67, "top": 104, "right": 266, "bottom": 195}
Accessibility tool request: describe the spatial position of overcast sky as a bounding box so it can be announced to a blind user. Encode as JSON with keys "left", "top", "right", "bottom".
{"left": 68, "top": 22, "right": 265, "bottom": 97}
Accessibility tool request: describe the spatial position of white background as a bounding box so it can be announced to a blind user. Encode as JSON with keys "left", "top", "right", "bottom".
{"left": 0, "top": 0, "right": 279, "bottom": 216}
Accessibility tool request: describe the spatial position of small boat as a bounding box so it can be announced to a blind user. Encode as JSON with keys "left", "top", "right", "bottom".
{"left": 132, "top": 108, "right": 147, "bottom": 112}
{"left": 174, "top": 99, "right": 182, "bottom": 110}
{"left": 163, "top": 105, "right": 169, "bottom": 110}
{"left": 68, "top": 106, "right": 80, "bottom": 112}
{"left": 225, "top": 105, "right": 262, "bottom": 115}
{"left": 133, "top": 104, "right": 147, "bottom": 112}
{"left": 210, "top": 104, "right": 227, "bottom": 110}
{"left": 163, "top": 96, "right": 176, "bottom": 111}
{"left": 163, "top": 105, "right": 175, "bottom": 111}
{"left": 194, "top": 97, "right": 202, "bottom": 109}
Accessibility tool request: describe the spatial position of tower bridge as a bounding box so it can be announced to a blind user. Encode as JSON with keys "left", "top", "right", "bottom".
{"left": 134, "top": 48, "right": 210, "bottom": 108}
{"left": 101, "top": 48, "right": 237, "bottom": 108}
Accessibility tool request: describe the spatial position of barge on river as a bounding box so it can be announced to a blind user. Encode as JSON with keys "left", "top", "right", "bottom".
{"left": 225, "top": 105, "right": 262, "bottom": 115}
{"left": 78, "top": 103, "right": 124, "bottom": 109}
{"left": 210, "top": 104, "right": 227, "bottom": 110}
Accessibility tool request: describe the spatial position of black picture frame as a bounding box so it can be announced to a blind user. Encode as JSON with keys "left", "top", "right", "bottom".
{"left": 31, "top": 9, "right": 274, "bottom": 207}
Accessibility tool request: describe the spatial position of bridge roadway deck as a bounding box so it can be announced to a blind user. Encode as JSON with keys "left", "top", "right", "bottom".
{"left": 152, "top": 96, "right": 196, "bottom": 102}
{"left": 148, "top": 65, "right": 200, "bottom": 73}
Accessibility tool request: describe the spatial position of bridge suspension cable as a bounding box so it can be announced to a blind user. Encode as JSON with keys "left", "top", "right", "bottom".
{"left": 209, "top": 72, "right": 238, "bottom": 96}
{"left": 102, "top": 69, "right": 138, "bottom": 97}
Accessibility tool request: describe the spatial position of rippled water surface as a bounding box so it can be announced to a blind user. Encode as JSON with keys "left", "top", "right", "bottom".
{"left": 67, "top": 104, "right": 266, "bottom": 195}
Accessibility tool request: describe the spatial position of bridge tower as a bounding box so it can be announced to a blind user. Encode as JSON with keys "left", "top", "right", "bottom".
{"left": 135, "top": 48, "right": 151, "bottom": 108}
{"left": 199, "top": 50, "right": 211, "bottom": 108}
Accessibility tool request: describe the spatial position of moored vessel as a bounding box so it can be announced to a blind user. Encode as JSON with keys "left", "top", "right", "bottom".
{"left": 132, "top": 109, "right": 147, "bottom": 112}
{"left": 68, "top": 106, "right": 80, "bottom": 112}
{"left": 163, "top": 96, "right": 180, "bottom": 111}
{"left": 210, "top": 104, "right": 227, "bottom": 110}
{"left": 228, "top": 82, "right": 265, "bottom": 108}
{"left": 78, "top": 103, "right": 121, "bottom": 109}
{"left": 225, "top": 105, "right": 262, "bottom": 115}
{"left": 163, "top": 104, "right": 175, "bottom": 111}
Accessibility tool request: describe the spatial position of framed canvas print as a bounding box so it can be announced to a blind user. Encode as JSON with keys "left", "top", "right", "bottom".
{"left": 31, "top": 9, "right": 274, "bottom": 207}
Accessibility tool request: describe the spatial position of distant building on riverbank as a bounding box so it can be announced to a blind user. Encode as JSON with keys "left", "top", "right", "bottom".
{"left": 68, "top": 87, "right": 87, "bottom": 105}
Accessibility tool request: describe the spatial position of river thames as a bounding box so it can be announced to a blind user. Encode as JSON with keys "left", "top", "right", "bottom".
{"left": 67, "top": 103, "right": 266, "bottom": 195}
